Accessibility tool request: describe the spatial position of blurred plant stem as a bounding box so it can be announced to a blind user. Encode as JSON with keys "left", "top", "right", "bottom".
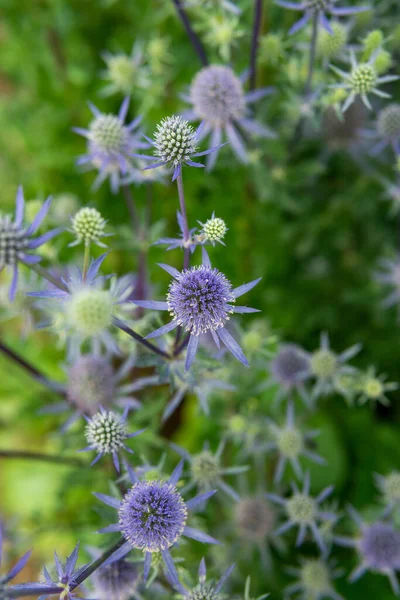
{"left": 0, "top": 340, "right": 65, "bottom": 396}
{"left": 113, "top": 317, "right": 171, "bottom": 360}
{"left": 249, "top": 0, "right": 263, "bottom": 91}
{"left": 305, "top": 12, "right": 319, "bottom": 96}
{"left": 174, "top": 173, "right": 190, "bottom": 350}
{"left": 0, "top": 450, "right": 84, "bottom": 467}
{"left": 171, "top": 0, "right": 209, "bottom": 66}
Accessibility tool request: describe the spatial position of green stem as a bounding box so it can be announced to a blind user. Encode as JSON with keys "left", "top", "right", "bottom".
{"left": 0, "top": 450, "right": 84, "bottom": 467}
{"left": 82, "top": 241, "right": 91, "bottom": 281}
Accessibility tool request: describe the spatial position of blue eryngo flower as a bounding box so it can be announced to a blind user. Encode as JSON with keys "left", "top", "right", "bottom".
{"left": 356, "top": 366, "right": 398, "bottom": 406}
{"left": 331, "top": 51, "right": 399, "bottom": 112}
{"left": 373, "top": 103, "right": 400, "bottom": 156}
{"left": 0, "top": 526, "right": 32, "bottom": 598}
{"left": 235, "top": 496, "right": 277, "bottom": 546}
{"left": 133, "top": 249, "right": 261, "bottom": 370}
{"left": 92, "top": 558, "right": 140, "bottom": 600}
{"left": 276, "top": 0, "right": 369, "bottom": 35}
{"left": 133, "top": 115, "right": 226, "bottom": 181}
{"left": 171, "top": 557, "right": 235, "bottom": 599}
{"left": 310, "top": 332, "right": 361, "bottom": 400}
{"left": 171, "top": 439, "right": 248, "bottom": 502}
{"left": 184, "top": 65, "right": 276, "bottom": 168}
{"left": 29, "top": 254, "right": 133, "bottom": 358}
{"left": 73, "top": 97, "right": 147, "bottom": 193}
{"left": 198, "top": 213, "right": 228, "bottom": 246}
{"left": 285, "top": 558, "right": 343, "bottom": 600}
{"left": 80, "top": 407, "right": 144, "bottom": 472}
{"left": 11, "top": 543, "right": 90, "bottom": 599}
{"left": 154, "top": 210, "right": 199, "bottom": 253}
{"left": 267, "top": 343, "right": 312, "bottom": 405}
{"left": 335, "top": 508, "right": 400, "bottom": 594}
{"left": 0, "top": 186, "right": 61, "bottom": 301}
{"left": 94, "top": 460, "right": 219, "bottom": 587}
{"left": 69, "top": 207, "right": 111, "bottom": 249}
{"left": 267, "top": 472, "right": 334, "bottom": 553}
{"left": 375, "top": 256, "right": 400, "bottom": 312}
{"left": 259, "top": 401, "right": 325, "bottom": 483}
{"left": 101, "top": 42, "right": 149, "bottom": 97}
{"left": 375, "top": 471, "right": 400, "bottom": 512}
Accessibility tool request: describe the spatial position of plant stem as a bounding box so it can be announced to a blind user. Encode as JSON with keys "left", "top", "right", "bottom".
{"left": 26, "top": 262, "right": 69, "bottom": 293}
{"left": 171, "top": 0, "right": 208, "bottom": 66}
{"left": 0, "top": 340, "right": 65, "bottom": 396}
{"left": 0, "top": 450, "right": 84, "bottom": 467}
{"left": 82, "top": 242, "right": 90, "bottom": 281}
{"left": 173, "top": 333, "right": 190, "bottom": 357}
{"left": 72, "top": 539, "right": 127, "bottom": 587}
{"left": 249, "top": 0, "right": 263, "bottom": 91}
{"left": 305, "top": 11, "right": 318, "bottom": 96}
{"left": 113, "top": 317, "right": 171, "bottom": 360}
{"left": 176, "top": 172, "right": 190, "bottom": 271}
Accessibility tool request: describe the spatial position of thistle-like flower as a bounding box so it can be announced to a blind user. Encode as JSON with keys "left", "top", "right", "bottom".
{"left": 259, "top": 402, "right": 325, "bottom": 483}
{"left": 375, "top": 256, "right": 400, "bottom": 311}
{"left": 73, "top": 97, "right": 147, "bottom": 193}
{"left": 198, "top": 213, "right": 228, "bottom": 246}
{"left": 375, "top": 471, "right": 400, "bottom": 511}
{"left": 267, "top": 343, "right": 312, "bottom": 405}
{"left": 267, "top": 472, "right": 334, "bottom": 553}
{"left": 0, "top": 186, "right": 61, "bottom": 301}
{"left": 80, "top": 407, "right": 144, "bottom": 471}
{"left": 69, "top": 207, "right": 110, "bottom": 248}
{"left": 12, "top": 543, "right": 90, "bottom": 599}
{"left": 317, "top": 21, "right": 348, "bottom": 60}
{"left": 276, "top": 0, "right": 369, "bottom": 35}
{"left": 101, "top": 43, "right": 149, "bottom": 97}
{"left": 372, "top": 103, "right": 400, "bottom": 156}
{"left": 184, "top": 65, "right": 276, "bottom": 168}
{"left": 331, "top": 51, "right": 399, "bottom": 112}
{"left": 92, "top": 558, "right": 140, "bottom": 600}
{"left": 94, "top": 460, "right": 219, "bottom": 587}
{"left": 235, "top": 496, "right": 277, "bottom": 546}
{"left": 171, "top": 440, "right": 248, "bottom": 502}
{"left": 171, "top": 558, "right": 235, "bottom": 599}
{"left": 132, "top": 249, "right": 261, "bottom": 370}
{"left": 285, "top": 558, "right": 344, "bottom": 600}
{"left": 0, "top": 527, "right": 32, "bottom": 599}
{"left": 356, "top": 366, "right": 398, "bottom": 406}
{"left": 309, "top": 332, "right": 361, "bottom": 399}
{"left": 335, "top": 508, "right": 400, "bottom": 594}
{"left": 29, "top": 254, "right": 133, "bottom": 358}
{"left": 133, "top": 115, "right": 226, "bottom": 181}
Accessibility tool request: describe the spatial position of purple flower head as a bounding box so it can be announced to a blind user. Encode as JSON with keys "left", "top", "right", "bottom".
{"left": 336, "top": 509, "right": 400, "bottom": 594}
{"left": 92, "top": 558, "right": 139, "bottom": 600}
{"left": 184, "top": 65, "right": 276, "bottom": 168}
{"left": 11, "top": 543, "right": 91, "bottom": 600}
{"left": 73, "top": 97, "right": 147, "bottom": 193}
{"left": 0, "top": 186, "right": 61, "bottom": 301}
{"left": 268, "top": 343, "right": 311, "bottom": 405}
{"left": 331, "top": 50, "right": 399, "bottom": 112}
{"left": 133, "top": 248, "right": 261, "bottom": 370}
{"left": 267, "top": 472, "right": 335, "bottom": 554}
{"left": 258, "top": 402, "right": 325, "bottom": 483}
{"left": 94, "top": 460, "right": 219, "bottom": 587}
{"left": 235, "top": 496, "right": 277, "bottom": 545}
{"left": 0, "top": 526, "right": 32, "bottom": 597}
{"left": 276, "top": 0, "right": 369, "bottom": 35}
{"left": 28, "top": 253, "right": 134, "bottom": 359}
{"left": 133, "top": 115, "right": 226, "bottom": 181}
{"left": 171, "top": 557, "right": 235, "bottom": 599}
{"left": 80, "top": 407, "right": 144, "bottom": 472}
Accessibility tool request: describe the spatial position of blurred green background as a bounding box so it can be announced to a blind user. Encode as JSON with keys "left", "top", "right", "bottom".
{"left": 0, "top": 0, "right": 400, "bottom": 598}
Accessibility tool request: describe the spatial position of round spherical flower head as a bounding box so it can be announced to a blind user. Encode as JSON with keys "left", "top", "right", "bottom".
{"left": 167, "top": 265, "right": 235, "bottom": 336}
{"left": 67, "top": 355, "right": 115, "bottom": 414}
{"left": 311, "top": 349, "right": 337, "bottom": 378}
{"left": 187, "top": 584, "right": 220, "bottom": 600}
{"left": 90, "top": 114, "right": 128, "bottom": 153}
{"left": 306, "top": 0, "right": 333, "bottom": 9}
{"left": 287, "top": 493, "right": 317, "bottom": 524}
{"left": 0, "top": 214, "right": 31, "bottom": 276}
{"left": 191, "top": 451, "right": 220, "bottom": 487}
{"left": 118, "top": 481, "right": 188, "bottom": 552}
{"left": 93, "top": 559, "right": 140, "bottom": 600}
{"left": 154, "top": 116, "right": 198, "bottom": 168}
{"left": 190, "top": 65, "right": 245, "bottom": 126}
{"left": 360, "top": 523, "right": 400, "bottom": 570}
{"left": 300, "top": 559, "right": 331, "bottom": 595}
{"left": 202, "top": 217, "right": 227, "bottom": 245}
{"left": 67, "top": 288, "right": 114, "bottom": 336}
{"left": 318, "top": 22, "right": 347, "bottom": 58}
{"left": 277, "top": 427, "right": 304, "bottom": 459}
{"left": 71, "top": 207, "right": 106, "bottom": 244}
{"left": 235, "top": 497, "right": 276, "bottom": 541}
{"left": 377, "top": 104, "right": 400, "bottom": 141}
{"left": 108, "top": 55, "right": 137, "bottom": 91}
{"left": 351, "top": 63, "right": 377, "bottom": 94}
{"left": 363, "top": 377, "right": 384, "bottom": 399}
{"left": 271, "top": 345, "right": 311, "bottom": 386}
{"left": 86, "top": 411, "right": 126, "bottom": 454}
{"left": 382, "top": 473, "right": 400, "bottom": 504}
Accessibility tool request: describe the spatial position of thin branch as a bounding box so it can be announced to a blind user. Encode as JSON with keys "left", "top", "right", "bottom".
{"left": 249, "top": 0, "right": 263, "bottom": 91}
{"left": 173, "top": 333, "right": 190, "bottom": 357}
{"left": 0, "top": 450, "right": 84, "bottom": 467}
{"left": 305, "top": 11, "right": 319, "bottom": 96}
{"left": 171, "top": 0, "right": 208, "bottom": 66}
{"left": 0, "top": 340, "right": 65, "bottom": 396}
{"left": 72, "top": 538, "right": 127, "bottom": 587}
{"left": 25, "top": 262, "right": 69, "bottom": 293}
{"left": 113, "top": 318, "right": 171, "bottom": 360}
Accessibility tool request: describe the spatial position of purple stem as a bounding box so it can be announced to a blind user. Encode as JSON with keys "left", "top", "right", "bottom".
{"left": 171, "top": 0, "right": 209, "bottom": 66}
{"left": 305, "top": 11, "right": 319, "bottom": 96}
{"left": 249, "top": 0, "right": 263, "bottom": 91}
{"left": 113, "top": 317, "right": 171, "bottom": 360}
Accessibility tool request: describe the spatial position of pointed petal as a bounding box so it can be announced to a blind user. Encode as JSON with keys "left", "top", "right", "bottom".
{"left": 169, "top": 460, "right": 184, "bottom": 486}
{"left": 132, "top": 300, "right": 168, "bottom": 310}
{"left": 162, "top": 387, "right": 187, "bottom": 422}
{"left": 217, "top": 328, "right": 249, "bottom": 367}
{"left": 288, "top": 12, "right": 311, "bottom": 35}
{"left": 233, "top": 277, "right": 262, "bottom": 298}
{"left": 215, "top": 564, "right": 235, "bottom": 593}
{"left": 145, "top": 320, "right": 178, "bottom": 339}
{"left": 233, "top": 306, "right": 260, "bottom": 313}
{"left": 185, "top": 334, "right": 199, "bottom": 371}
{"left": 161, "top": 548, "right": 179, "bottom": 588}
{"left": 143, "top": 552, "right": 152, "bottom": 582}
{"left": 15, "top": 186, "right": 25, "bottom": 227}
{"left": 93, "top": 492, "right": 121, "bottom": 510}
{"left": 119, "top": 96, "right": 130, "bottom": 121}
{"left": 4, "top": 550, "right": 32, "bottom": 582}
{"left": 100, "top": 542, "right": 132, "bottom": 568}
{"left": 183, "top": 527, "right": 221, "bottom": 545}
{"left": 25, "top": 197, "right": 52, "bottom": 236}
{"left": 157, "top": 263, "right": 181, "bottom": 279}
{"left": 202, "top": 247, "right": 211, "bottom": 268}
{"left": 226, "top": 122, "right": 248, "bottom": 163}
{"left": 97, "top": 524, "right": 122, "bottom": 534}
{"left": 186, "top": 489, "right": 217, "bottom": 510}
